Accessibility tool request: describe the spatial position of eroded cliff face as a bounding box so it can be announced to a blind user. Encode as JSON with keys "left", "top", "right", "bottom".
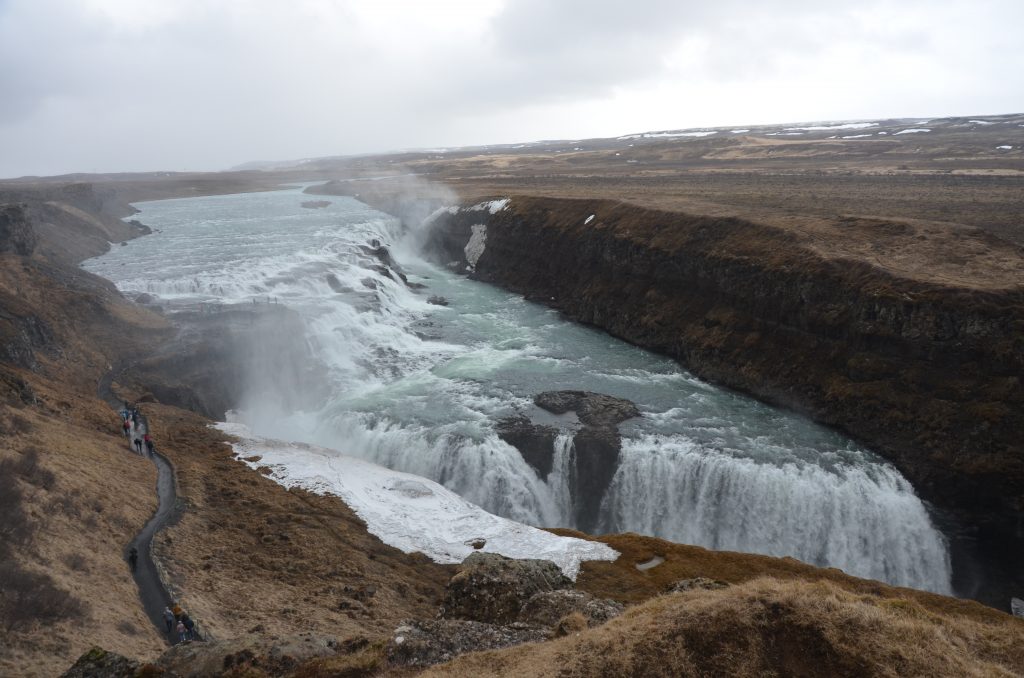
{"left": 425, "top": 197, "right": 1024, "bottom": 535}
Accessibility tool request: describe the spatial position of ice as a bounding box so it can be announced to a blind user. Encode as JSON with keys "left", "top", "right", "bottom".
{"left": 786, "top": 122, "right": 876, "bottom": 131}
{"left": 217, "top": 423, "right": 619, "bottom": 579}
{"left": 895, "top": 128, "right": 931, "bottom": 135}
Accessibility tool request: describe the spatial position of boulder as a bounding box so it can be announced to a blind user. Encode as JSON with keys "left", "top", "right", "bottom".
{"left": 386, "top": 619, "right": 547, "bottom": 668}
{"left": 518, "top": 589, "right": 624, "bottom": 628}
{"left": 667, "top": 577, "right": 730, "bottom": 593}
{"left": 534, "top": 390, "right": 640, "bottom": 427}
{"left": 61, "top": 647, "right": 144, "bottom": 678}
{"left": 440, "top": 552, "right": 571, "bottom": 625}
{"left": 1012, "top": 597, "right": 1023, "bottom": 619}
{"left": 426, "top": 295, "right": 449, "bottom": 306}
{"left": 157, "top": 632, "right": 343, "bottom": 676}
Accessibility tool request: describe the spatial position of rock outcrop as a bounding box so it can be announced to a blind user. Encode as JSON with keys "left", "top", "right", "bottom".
{"left": 386, "top": 619, "right": 547, "bottom": 668}
{"left": 61, "top": 647, "right": 142, "bottom": 678}
{"left": 0, "top": 204, "right": 38, "bottom": 256}
{"left": 517, "top": 589, "right": 624, "bottom": 628}
{"left": 440, "top": 552, "right": 571, "bottom": 625}
{"left": 496, "top": 390, "right": 640, "bottom": 532}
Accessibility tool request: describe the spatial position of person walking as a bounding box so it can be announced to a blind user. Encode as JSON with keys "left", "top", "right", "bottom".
{"left": 127, "top": 547, "right": 138, "bottom": 572}
{"left": 176, "top": 619, "right": 187, "bottom": 644}
{"left": 162, "top": 607, "right": 174, "bottom": 633}
{"left": 133, "top": 436, "right": 143, "bottom": 454}
{"left": 122, "top": 418, "right": 131, "bottom": 438}
{"left": 182, "top": 613, "right": 195, "bottom": 640}
{"left": 144, "top": 433, "right": 154, "bottom": 456}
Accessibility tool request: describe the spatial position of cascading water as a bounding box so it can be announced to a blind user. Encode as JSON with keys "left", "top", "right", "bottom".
{"left": 83, "top": 185, "right": 953, "bottom": 594}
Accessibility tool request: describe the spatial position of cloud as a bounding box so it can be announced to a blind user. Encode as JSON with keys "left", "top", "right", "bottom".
{"left": 0, "top": 0, "right": 1021, "bottom": 177}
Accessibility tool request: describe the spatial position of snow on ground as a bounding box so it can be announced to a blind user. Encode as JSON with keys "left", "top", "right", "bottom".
{"left": 895, "top": 128, "right": 931, "bottom": 134}
{"left": 841, "top": 134, "right": 872, "bottom": 139}
{"left": 216, "top": 423, "right": 619, "bottom": 579}
{"left": 969, "top": 120, "right": 994, "bottom": 125}
{"left": 786, "top": 122, "right": 876, "bottom": 131}
{"left": 766, "top": 132, "right": 804, "bottom": 136}
{"left": 584, "top": 214, "right": 595, "bottom": 225}
{"left": 997, "top": 145, "right": 1013, "bottom": 150}
{"left": 465, "top": 199, "right": 510, "bottom": 214}
{"left": 645, "top": 131, "right": 717, "bottom": 138}
{"left": 730, "top": 129, "right": 750, "bottom": 133}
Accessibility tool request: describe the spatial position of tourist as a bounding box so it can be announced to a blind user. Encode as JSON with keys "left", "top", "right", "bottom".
{"left": 176, "top": 620, "right": 187, "bottom": 644}
{"left": 144, "top": 433, "right": 154, "bottom": 456}
{"left": 127, "top": 547, "right": 138, "bottom": 572}
{"left": 162, "top": 607, "right": 174, "bottom": 633}
{"left": 122, "top": 418, "right": 131, "bottom": 438}
{"left": 134, "top": 437, "right": 143, "bottom": 454}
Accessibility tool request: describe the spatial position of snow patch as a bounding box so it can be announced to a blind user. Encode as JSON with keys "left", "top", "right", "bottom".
{"left": 766, "top": 132, "right": 804, "bottom": 136}
{"left": 465, "top": 199, "right": 510, "bottom": 214}
{"left": 895, "top": 128, "right": 931, "bottom": 135}
{"left": 730, "top": 129, "right": 750, "bottom": 133}
{"left": 969, "top": 120, "right": 994, "bottom": 125}
{"left": 465, "top": 224, "right": 487, "bottom": 269}
{"left": 584, "top": 214, "right": 595, "bottom": 225}
{"left": 841, "top": 134, "right": 872, "bottom": 139}
{"left": 217, "top": 423, "right": 618, "bottom": 578}
{"left": 786, "top": 122, "right": 876, "bottom": 131}
{"left": 997, "top": 145, "right": 1013, "bottom": 150}
{"left": 645, "top": 131, "right": 717, "bottom": 138}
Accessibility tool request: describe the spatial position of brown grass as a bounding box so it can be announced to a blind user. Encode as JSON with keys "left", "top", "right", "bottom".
{"left": 550, "top": 530, "right": 1011, "bottom": 625}
{"left": 137, "top": 402, "right": 453, "bottom": 646}
{"left": 424, "top": 577, "right": 1024, "bottom": 677}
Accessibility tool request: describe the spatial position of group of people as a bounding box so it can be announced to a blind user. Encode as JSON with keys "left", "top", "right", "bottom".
{"left": 163, "top": 603, "right": 200, "bottom": 644}
{"left": 120, "top": 402, "right": 155, "bottom": 456}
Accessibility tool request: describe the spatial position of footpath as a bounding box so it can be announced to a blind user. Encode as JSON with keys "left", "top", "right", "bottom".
{"left": 119, "top": 405, "right": 203, "bottom": 646}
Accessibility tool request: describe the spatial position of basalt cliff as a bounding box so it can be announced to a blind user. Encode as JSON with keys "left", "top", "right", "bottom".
{"left": 423, "top": 196, "right": 1024, "bottom": 565}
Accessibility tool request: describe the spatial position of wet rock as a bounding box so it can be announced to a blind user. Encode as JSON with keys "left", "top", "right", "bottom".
{"left": 61, "top": 647, "right": 143, "bottom": 677}
{"left": 518, "top": 589, "right": 624, "bottom": 628}
{"left": 1012, "top": 597, "right": 1023, "bottom": 619}
{"left": 325, "top": 273, "right": 350, "bottom": 293}
{"left": 134, "top": 293, "right": 155, "bottom": 305}
{"left": 360, "top": 241, "right": 409, "bottom": 284}
{"left": 386, "top": 619, "right": 547, "bottom": 668}
{"left": 534, "top": 390, "right": 640, "bottom": 427}
{"left": 440, "top": 552, "right": 571, "bottom": 625}
{"left": 666, "top": 577, "right": 730, "bottom": 593}
{"left": 426, "top": 295, "right": 449, "bottom": 306}
{"left": 360, "top": 277, "right": 379, "bottom": 291}
{"left": 495, "top": 415, "right": 559, "bottom": 478}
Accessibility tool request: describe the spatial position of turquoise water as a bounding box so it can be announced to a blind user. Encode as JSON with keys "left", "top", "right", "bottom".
{"left": 83, "top": 186, "right": 953, "bottom": 592}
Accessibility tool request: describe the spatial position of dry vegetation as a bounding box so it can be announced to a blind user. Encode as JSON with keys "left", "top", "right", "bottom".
{"left": 423, "top": 577, "right": 1024, "bottom": 678}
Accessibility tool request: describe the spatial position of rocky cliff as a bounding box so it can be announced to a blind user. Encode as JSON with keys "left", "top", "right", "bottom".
{"left": 424, "top": 196, "right": 1024, "bottom": 545}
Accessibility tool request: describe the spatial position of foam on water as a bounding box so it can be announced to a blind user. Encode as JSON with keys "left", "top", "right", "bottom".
{"left": 83, "top": 186, "right": 954, "bottom": 593}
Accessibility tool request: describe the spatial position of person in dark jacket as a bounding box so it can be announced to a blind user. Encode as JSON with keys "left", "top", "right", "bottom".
{"left": 133, "top": 437, "right": 143, "bottom": 454}
{"left": 127, "top": 547, "right": 138, "bottom": 572}
{"left": 162, "top": 607, "right": 174, "bottom": 633}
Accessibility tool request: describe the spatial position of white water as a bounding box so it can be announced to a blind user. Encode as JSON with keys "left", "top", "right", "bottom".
{"left": 83, "top": 186, "right": 953, "bottom": 593}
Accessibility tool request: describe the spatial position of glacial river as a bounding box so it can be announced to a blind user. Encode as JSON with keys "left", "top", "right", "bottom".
{"left": 83, "top": 186, "right": 954, "bottom": 593}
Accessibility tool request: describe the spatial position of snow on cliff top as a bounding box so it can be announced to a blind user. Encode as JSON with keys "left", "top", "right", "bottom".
{"left": 216, "top": 423, "right": 618, "bottom": 579}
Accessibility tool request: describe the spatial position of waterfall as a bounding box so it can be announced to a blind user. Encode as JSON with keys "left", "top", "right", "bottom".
{"left": 599, "top": 435, "right": 953, "bottom": 593}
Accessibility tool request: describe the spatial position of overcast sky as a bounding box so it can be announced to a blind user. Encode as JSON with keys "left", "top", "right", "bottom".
{"left": 1, "top": 0, "right": 1021, "bottom": 178}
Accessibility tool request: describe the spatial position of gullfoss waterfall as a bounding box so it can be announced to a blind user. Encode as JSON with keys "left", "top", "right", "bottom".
{"left": 83, "top": 187, "right": 953, "bottom": 593}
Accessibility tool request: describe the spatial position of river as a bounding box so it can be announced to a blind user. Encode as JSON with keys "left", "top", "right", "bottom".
{"left": 83, "top": 185, "right": 953, "bottom": 594}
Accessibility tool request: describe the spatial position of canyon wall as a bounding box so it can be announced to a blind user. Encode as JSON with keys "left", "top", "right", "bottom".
{"left": 424, "top": 197, "right": 1024, "bottom": 539}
